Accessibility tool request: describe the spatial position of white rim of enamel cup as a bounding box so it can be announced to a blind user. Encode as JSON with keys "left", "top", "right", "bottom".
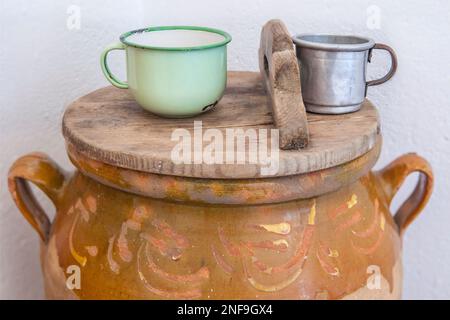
{"left": 120, "top": 26, "right": 232, "bottom": 51}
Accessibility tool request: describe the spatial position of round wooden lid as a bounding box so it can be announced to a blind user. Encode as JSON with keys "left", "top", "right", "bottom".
{"left": 63, "top": 71, "right": 380, "bottom": 179}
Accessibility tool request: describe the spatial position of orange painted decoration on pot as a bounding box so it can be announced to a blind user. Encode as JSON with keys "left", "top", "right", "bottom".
{"left": 7, "top": 141, "right": 434, "bottom": 299}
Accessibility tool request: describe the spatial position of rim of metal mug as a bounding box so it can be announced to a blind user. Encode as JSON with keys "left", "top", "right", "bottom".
{"left": 292, "top": 34, "right": 375, "bottom": 52}
{"left": 120, "top": 26, "right": 232, "bottom": 51}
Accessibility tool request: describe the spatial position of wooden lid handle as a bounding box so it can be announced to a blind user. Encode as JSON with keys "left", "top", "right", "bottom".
{"left": 259, "top": 19, "right": 309, "bottom": 150}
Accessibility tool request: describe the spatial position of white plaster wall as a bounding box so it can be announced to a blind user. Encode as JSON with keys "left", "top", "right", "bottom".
{"left": 0, "top": 0, "right": 449, "bottom": 299}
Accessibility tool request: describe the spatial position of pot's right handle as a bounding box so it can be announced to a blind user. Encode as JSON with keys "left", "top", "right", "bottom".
{"left": 375, "top": 153, "right": 433, "bottom": 236}
{"left": 8, "top": 153, "right": 68, "bottom": 243}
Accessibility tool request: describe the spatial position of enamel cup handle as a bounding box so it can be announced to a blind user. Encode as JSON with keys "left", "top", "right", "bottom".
{"left": 8, "top": 153, "right": 68, "bottom": 243}
{"left": 100, "top": 42, "right": 129, "bottom": 89}
{"left": 367, "top": 43, "right": 398, "bottom": 87}
{"left": 375, "top": 153, "right": 434, "bottom": 236}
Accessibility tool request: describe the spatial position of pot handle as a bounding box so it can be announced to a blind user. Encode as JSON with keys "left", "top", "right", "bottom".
{"left": 8, "top": 153, "right": 68, "bottom": 243}
{"left": 367, "top": 43, "right": 398, "bottom": 87}
{"left": 375, "top": 153, "right": 433, "bottom": 236}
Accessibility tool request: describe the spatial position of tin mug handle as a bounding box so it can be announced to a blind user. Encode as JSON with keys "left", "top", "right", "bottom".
{"left": 367, "top": 43, "right": 398, "bottom": 86}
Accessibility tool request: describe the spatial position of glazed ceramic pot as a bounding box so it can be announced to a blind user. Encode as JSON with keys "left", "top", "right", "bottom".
{"left": 8, "top": 140, "right": 433, "bottom": 300}
{"left": 100, "top": 26, "right": 232, "bottom": 118}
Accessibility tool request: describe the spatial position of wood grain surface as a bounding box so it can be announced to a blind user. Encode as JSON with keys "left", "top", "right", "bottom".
{"left": 63, "top": 71, "right": 380, "bottom": 179}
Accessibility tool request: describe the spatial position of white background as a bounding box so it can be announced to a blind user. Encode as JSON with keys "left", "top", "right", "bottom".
{"left": 0, "top": 0, "right": 449, "bottom": 299}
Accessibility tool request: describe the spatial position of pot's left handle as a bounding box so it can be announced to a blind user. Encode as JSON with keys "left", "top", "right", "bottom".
{"left": 8, "top": 153, "right": 68, "bottom": 243}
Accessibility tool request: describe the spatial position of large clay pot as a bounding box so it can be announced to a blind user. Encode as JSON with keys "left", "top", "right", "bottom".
{"left": 8, "top": 140, "right": 433, "bottom": 300}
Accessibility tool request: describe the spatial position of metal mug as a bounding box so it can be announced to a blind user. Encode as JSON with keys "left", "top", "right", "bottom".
{"left": 292, "top": 34, "right": 397, "bottom": 114}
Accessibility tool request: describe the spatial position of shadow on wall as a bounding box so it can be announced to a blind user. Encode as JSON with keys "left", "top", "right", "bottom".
{"left": 0, "top": 0, "right": 144, "bottom": 299}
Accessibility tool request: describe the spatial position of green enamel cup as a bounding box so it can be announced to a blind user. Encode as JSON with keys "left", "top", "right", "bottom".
{"left": 101, "top": 26, "right": 232, "bottom": 118}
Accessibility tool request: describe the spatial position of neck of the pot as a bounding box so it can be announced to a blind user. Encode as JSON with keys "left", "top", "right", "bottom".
{"left": 66, "top": 139, "right": 381, "bottom": 206}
